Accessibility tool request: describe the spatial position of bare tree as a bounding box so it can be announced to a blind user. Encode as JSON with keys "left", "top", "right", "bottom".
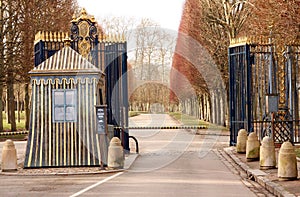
{"left": 198, "top": 0, "right": 254, "bottom": 39}
{"left": 17, "top": 0, "right": 78, "bottom": 130}
{"left": 99, "top": 16, "right": 136, "bottom": 36}
{"left": 1, "top": 0, "right": 23, "bottom": 131}
{"left": 0, "top": 0, "right": 5, "bottom": 131}
{"left": 157, "top": 31, "right": 176, "bottom": 83}
{"left": 132, "top": 19, "right": 159, "bottom": 81}
{"left": 0, "top": 0, "right": 78, "bottom": 131}
{"left": 95, "top": 16, "right": 177, "bottom": 112}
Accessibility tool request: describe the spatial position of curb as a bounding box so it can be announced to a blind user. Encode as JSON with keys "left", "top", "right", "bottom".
{"left": 0, "top": 169, "right": 125, "bottom": 177}
{"left": 0, "top": 153, "right": 139, "bottom": 176}
{"left": 124, "top": 153, "right": 139, "bottom": 170}
{"left": 224, "top": 147, "right": 296, "bottom": 197}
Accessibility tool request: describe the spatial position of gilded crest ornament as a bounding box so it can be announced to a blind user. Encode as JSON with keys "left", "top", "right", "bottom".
{"left": 78, "top": 21, "right": 91, "bottom": 58}
{"left": 70, "top": 8, "right": 98, "bottom": 59}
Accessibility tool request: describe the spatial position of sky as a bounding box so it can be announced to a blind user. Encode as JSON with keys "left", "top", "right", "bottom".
{"left": 77, "top": 0, "right": 186, "bottom": 31}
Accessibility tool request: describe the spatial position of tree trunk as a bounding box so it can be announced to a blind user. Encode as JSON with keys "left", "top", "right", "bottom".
{"left": 17, "top": 90, "right": 20, "bottom": 123}
{"left": 7, "top": 81, "right": 16, "bottom": 131}
{"left": 0, "top": 83, "right": 3, "bottom": 131}
{"left": 6, "top": 91, "right": 9, "bottom": 123}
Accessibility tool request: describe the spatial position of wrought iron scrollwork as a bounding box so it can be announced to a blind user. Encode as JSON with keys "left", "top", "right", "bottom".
{"left": 89, "top": 25, "right": 97, "bottom": 41}
{"left": 261, "top": 114, "right": 272, "bottom": 138}
{"left": 70, "top": 24, "right": 79, "bottom": 41}
{"left": 70, "top": 9, "right": 98, "bottom": 58}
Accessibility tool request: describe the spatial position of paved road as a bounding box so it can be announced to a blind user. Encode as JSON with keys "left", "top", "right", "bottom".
{"left": 0, "top": 114, "right": 257, "bottom": 196}
{"left": 93, "top": 114, "right": 256, "bottom": 196}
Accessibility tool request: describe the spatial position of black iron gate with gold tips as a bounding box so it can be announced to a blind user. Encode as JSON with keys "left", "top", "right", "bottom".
{"left": 229, "top": 36, "right": 300, "bottom": 145}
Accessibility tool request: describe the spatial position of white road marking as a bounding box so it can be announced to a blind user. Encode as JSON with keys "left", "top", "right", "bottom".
{"left": 69, "top": 172, "right": 124, "bottom": 197}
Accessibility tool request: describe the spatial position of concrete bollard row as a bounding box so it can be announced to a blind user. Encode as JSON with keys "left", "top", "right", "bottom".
{"left": 236, "top": 128, "right": 298, "bottom": 181}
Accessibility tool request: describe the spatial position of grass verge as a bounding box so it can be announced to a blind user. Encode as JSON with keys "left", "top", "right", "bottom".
{"left": 2, "top": 111, "right": 26, "bottom": 131}
{"left": 168, "top": 112, "right": 228, "bottom": 130}
{"left": 168, "top": 112, "right": 209, "bottom": 126}
{"left": 129, "top": 111, "right": 148, "bottom": 117}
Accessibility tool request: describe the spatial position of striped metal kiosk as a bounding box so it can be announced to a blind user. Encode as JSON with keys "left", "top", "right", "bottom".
{"left": 24, "top": 46, "right": 106, "bottom": 168}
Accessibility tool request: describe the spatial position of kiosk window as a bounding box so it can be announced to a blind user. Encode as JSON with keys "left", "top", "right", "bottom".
{"left": 52, "top": 89, "right": 77, "bottom": 122}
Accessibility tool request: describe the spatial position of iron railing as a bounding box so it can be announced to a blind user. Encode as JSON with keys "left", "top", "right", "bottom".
{"left": 252, "top": 119, "right": 300, "bottom": 144}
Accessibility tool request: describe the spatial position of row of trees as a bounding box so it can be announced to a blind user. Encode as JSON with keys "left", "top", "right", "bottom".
{"left": 0, "top": 0, "right": 78, "bottom": 131}
{"left": 100, "top": 16, "right": 177, "bottom": 112}
{"left": 128, "top": 19, "right": 176, "bottom": 111}
{"left": 171, "top": 0, "right": 300, "bottom": 125}
{"left": 101, "top": 0, "right": 300, "bottom": 121}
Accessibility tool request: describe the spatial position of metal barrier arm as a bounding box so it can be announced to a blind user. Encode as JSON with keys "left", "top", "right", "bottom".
{"left": 0, "top": 131, "right": 29, "bottom": 136}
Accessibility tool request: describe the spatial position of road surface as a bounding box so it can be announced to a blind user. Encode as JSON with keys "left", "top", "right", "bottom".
{"left": 0, "top": 114, "right": 261, "bottom": 197}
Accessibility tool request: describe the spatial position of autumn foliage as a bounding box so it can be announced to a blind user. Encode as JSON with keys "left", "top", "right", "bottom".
{"left": 0, "top": 0, "right": 78, "bottom": 131}
{"left": 244, "top": 1, "right": 300, "bottom": 43}
{"left": 172, "top": 0, "right": 300, "bottom": 96}
{"left": 171, "top": 0, "right": 300, "bottom": 123}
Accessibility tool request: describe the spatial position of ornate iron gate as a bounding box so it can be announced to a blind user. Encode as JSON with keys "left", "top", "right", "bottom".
{"left": 92, "top": 41, "right": 129, "bottom": 151}
{"left": 229, "top": 37, "right": 300, "bottom": 145}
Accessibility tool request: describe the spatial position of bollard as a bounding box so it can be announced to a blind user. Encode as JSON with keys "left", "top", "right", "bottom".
{"left": 107, "top": 137, "right": 124, "bottom": 169}
{"left": 236, "top": 129, "right": 248, "bottom": 153}
{"left": 1, "top": 140, "right": 17, "bottom": 172}
{"left": 260, "top": 136, "right": 276, "bottom": 169}
{"left": 278, "top": 141, "right": 298, "bottom": 180}
{"left": 246, "top": 132, "right": 260, "bottom": 161}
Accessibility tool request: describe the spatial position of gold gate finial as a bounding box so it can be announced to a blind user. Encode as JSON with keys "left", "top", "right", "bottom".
{"left": 71, "top": 8, "right": 96, "bottom": 23}
{"left": 64, "top": 37, "right": 72, "bottom": 47}
{"left": 80, "top": 8, "right": 87, "bottom": 19}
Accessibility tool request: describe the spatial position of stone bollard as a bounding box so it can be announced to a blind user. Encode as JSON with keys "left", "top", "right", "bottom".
{"left": 1, "top": 140, "right": 17, "bottom": 172}
{"left": 246, "top": 132, "right": 260, "bottom": 161}
{"left": 278, "top": 141, "right": 298, "bottom": 180}
{"left": 107, "top": 137, "right": 124, "bottom": 169}
{"left": 259, "top": 136, "right": 276, "bottom": 170}
{"left": 260, "top": 136, "right": 276, "bottom": 169}
{"left": 236, "top": 129, "right": 248, "bottom": 153}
